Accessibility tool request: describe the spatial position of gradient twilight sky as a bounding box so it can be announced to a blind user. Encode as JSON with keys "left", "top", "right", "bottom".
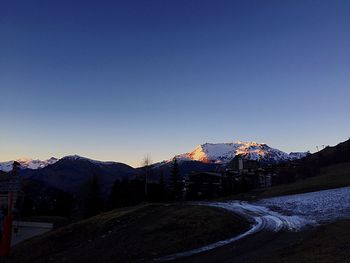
{"left": 0, "top": 0, "right": 349, "bottom": 167}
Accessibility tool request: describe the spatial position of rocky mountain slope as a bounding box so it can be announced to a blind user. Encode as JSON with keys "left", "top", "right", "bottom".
{"left": 176, "top": 141, "right": 309, "bottom": 164}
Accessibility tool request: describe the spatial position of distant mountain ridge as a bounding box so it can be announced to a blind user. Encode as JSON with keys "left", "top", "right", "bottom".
{"left": 0, "top": 157, "right": 58, "bottom": 172}
{"left": 175, "top": 141, "right": 309, "bottom": 164}
{"left": 0, "top": 141, "right": 308, "bottom": 173}
{"left": 0, "top": 155, "right": 125, "bottom": 172}
{"left": 22, "top": 155, "right": 139, "bottom": 197}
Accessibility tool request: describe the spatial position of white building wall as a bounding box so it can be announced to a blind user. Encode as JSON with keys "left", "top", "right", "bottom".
{"left": 11, "top": 221, "right": 53, "bottom": 246}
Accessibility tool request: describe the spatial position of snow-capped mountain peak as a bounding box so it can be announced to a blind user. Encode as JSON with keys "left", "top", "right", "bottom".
{"left": 0, "top": 155, "right": 123, "bottom": 172}
{"left": 176, "top": 141, "right": 307, "bottom": 164}
{"left": 61, "top": 155, "right": 119, "bottom": 165}
{"left": 0, "top": 157, "right": 58, "bottom": 172}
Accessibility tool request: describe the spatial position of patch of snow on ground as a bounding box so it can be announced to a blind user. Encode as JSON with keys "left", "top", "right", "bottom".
{"left": 257, "top": 186, "right": 350, "bottom": 224}
{"left": 155, "top": 187, "right": 350, "bottom": 261}
{"left": 209, "top": 201, "right": 315, "bottom": 232}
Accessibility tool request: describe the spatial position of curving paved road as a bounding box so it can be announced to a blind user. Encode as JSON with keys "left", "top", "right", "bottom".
{"left": 154, "top": 186, "right": 350, "bottom": 263}
{"left": 154, "top": 201, "right": 314, "bottom": 262}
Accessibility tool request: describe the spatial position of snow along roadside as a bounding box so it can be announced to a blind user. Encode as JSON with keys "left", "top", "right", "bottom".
{"left": 154, "top": 201, "right": 314, "bottom": 262}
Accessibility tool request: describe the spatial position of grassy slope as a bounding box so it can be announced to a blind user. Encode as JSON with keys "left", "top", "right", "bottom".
{"left": 7, "top": 204, "right": 250, "bottom": 263}
{"left": 217, "top": 162, "right": 350, "bottom": 202}
{"left": 259, "top": 162, "right": 350, "bottom": 198}
{"left": 260, "top": 220, "right": 350, "bottom": 263}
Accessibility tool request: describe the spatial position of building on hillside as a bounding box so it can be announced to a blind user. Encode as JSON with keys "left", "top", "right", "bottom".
{"left": 222, "top": 156, "right": 275, "bottom": 196}
{"left": 11, "top": 220, "right": 53, "bottom": 246}
{"left": 228, "top": 155, "right": 260, "bottom": 171}
{"left": 11, "top": 217, "right": 69, "bottom": 246}
{"left": 0, "top": 163, "right": 68, "bottom": 248}
{"left": 0, "top": 170, "right": 22, "bottom": 211}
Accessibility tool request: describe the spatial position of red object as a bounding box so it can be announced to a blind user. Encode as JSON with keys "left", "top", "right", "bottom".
{"left": 0, "top": 192, "right": 13, "bottom": 257}
{"left": 0, "top": 214, "right": 13, "bottom": 256}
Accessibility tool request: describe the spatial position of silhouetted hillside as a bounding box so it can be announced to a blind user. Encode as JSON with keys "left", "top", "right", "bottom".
{"left": 300, "top": 139, "right": 350, "bottom": 167}
{"left": 22, "top": 156, "right": 139, "bottom": 197}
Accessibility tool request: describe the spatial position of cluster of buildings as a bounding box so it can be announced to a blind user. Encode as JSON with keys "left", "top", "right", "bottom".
{"left": 183, "top": 156, "right": 276, "bottom": 200}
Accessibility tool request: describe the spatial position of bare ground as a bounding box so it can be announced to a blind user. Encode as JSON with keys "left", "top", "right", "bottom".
{"left": 171, "top": 220, "right": 350, "bottom": 263}
{"left": 5, "top": 204, "right": 250, "bottom": 263}
{"left": 260, "top": 220, "right": 350, "bottom": 263}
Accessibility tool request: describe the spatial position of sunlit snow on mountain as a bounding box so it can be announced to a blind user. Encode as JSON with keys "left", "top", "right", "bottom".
{"left": 175, "top": 141, "right": 308, "bottom": 164}
{"left": 0, "top": 157, "right": 58, "bottom": 172}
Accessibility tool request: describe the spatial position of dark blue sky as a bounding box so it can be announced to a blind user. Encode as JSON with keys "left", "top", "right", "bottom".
{"left": 1, "top": 0, "right": 349, "bottom": 166}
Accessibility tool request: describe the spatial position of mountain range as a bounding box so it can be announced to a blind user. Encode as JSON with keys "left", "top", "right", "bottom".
{"left": 0, "top": 141, "right": 308, "bottom": 173}
{"left": 0, "top": 138, "right": 346, "bottom": 225}
{"left": 1, "top": 139, "right": 343, "bottom": 219}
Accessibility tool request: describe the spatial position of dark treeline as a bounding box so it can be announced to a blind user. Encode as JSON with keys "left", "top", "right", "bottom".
{"left": 108, "top": 157, "right": 183, "bottom": 210}
{"left": 18, "top": 158, "right": 183, "bottom": 219}
{"left": 16, "top": 161, "right": 318, "bottom": 219}
{"left": 16, "top": 162, "right": 320, "bottom": 219}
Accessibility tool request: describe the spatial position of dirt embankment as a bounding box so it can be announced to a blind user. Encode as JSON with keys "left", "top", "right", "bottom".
{"left": 6, "top": 204, "right": 250, "bottom": 263}
{"left": 260, "top": 219, "right": 350, "bottom": 263}
{"left": 171, "top": 220, "right": 350, "bottom": 263}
